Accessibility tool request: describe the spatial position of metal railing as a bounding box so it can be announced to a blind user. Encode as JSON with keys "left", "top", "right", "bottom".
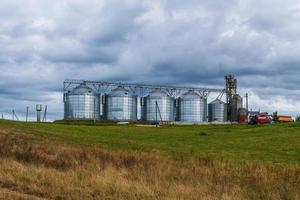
{"left": 63, "top": 79, "right": 226, "bottom": 98}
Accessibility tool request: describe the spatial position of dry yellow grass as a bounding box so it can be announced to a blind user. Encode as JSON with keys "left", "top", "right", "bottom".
{"left": 0, "top": 128, "right": 299, "bottom": 200}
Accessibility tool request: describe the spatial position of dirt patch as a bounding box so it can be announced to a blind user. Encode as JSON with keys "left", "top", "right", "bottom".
{"left": 135, "top": 124, "right": 158, "bottom": 128}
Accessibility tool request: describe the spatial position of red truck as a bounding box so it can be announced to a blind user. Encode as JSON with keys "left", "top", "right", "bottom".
{"left": 249, "top": 114, "right": 272, "bottom": 124}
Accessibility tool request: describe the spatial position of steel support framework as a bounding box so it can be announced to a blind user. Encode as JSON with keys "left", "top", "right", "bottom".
{"left": 63, "top": 79, "right": 226, "bottom": 98}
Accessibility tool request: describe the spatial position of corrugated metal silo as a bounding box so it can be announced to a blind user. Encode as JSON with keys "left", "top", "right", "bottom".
{"left": 143, "top": 89, "right": 175, "bottom": 122}
{"left": 179, "top": 91, "right": 206, "bottom": 122}
{"left": 64, "top": 84, "right": 100, "bottom": 120}
{"left": 105, "top": 86, "right": 137, "bottom": 121}
{"left": 208, "top": 99, "right": 227, "bottom": 122}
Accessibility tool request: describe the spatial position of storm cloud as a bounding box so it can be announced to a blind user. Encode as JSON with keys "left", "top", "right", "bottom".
{"left": 0, "top": 0, "right": 300, "bottom": 120}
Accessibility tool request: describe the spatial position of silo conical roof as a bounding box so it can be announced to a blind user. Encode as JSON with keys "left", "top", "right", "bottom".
{"left": 148, "top": 89, "right": 169, "bottom": 98}
{"left": 181, "top": 90, "right": 201, "bottom": 99}
{"left": 69, "top": 84, "right": 93, "bottom": 95}
{"left": 109, "top": 86, "right": 135, "bottom": 96}
{"left": 209, "top": 99, "right": 226, "bottom": 104}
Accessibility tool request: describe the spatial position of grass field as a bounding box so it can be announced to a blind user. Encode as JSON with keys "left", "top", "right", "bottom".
{"left": 1, "top": 120, "right": 300, "bottom": 164}
{"left": 0, "top": 120, "right": 299, "bottom": 199}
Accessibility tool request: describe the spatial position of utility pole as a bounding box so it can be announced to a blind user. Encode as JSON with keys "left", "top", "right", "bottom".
{"left": 245, "top": 93, "right": 249, "bottom": 123}
{"left": 12, "top": 110, "right": 19, "bottom": 121}
{"left": 93, "top": 98, "right": 96, "bottom": 124}
{"left": 26, "top": 106, "right": 29, "bottom": 122}
{"left": 245, "top": 93, "right": 249, "bottom": 112}
{"left": 155, "top": 101, "right": 158, "bottom": 127}
{"left": 43, "top": 105, "right": 47, "bottom": 122}
{"left": 155, "top": 101, "right": 163, "bottom": 127}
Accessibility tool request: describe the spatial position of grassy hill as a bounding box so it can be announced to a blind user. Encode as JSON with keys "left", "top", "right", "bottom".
{"left": 0, "top": 120, "right": 299, "bottom": 199}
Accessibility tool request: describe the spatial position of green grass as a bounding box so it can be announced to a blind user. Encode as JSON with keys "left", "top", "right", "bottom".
{"left": 1, "top": 120, "right": 299, "bottom": 164}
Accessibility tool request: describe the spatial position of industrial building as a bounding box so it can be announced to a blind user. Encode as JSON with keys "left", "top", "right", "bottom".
{"left": 63, "top": 75, "right": 244, "bottom": 123}
{"left": 225, "top": 75, "right": 243, "bottom": 122}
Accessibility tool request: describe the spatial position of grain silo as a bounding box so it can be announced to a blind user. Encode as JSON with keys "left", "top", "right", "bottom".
{"left": 143, "top": 89, "right": 175, "bottom": 122}
{"left": 179, "top": 91, "right": 206, "bottom": 122}
{"left": 105, "top": 86, "right": 137, "bottom": 121}
{"left": 208, "top": 99, "right": 227, "bottom": 122}
{"left": 64, "top": 84, "right": 100, "bottom": 120}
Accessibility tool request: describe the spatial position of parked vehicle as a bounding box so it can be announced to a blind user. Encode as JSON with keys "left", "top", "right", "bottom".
{"left": 249, "top": 114, "right": 272, "bottom": 125}
{"left": 277, "top": 116, "right": 293, "bottom": 123}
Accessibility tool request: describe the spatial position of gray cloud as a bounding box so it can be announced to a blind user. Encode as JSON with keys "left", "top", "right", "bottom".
{"left": 1, "top": 0, "right": 300, "bottom": 120}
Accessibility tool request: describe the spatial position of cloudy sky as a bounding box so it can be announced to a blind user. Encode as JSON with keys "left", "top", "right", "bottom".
{"left": 1, "top": 0, "right": 300, "bottom": 121}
